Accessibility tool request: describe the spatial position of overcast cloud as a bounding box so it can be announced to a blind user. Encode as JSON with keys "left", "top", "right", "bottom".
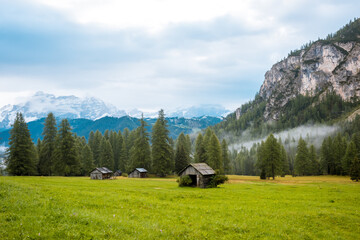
{"left": 0, "top": 0, "right": 359, "bottom": 111}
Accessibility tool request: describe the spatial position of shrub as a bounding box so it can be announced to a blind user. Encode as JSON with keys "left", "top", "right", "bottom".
{"left": 178, "top": 175, "right": 192, "bottom": 187}
{"left": 208, "top": 175, "right": 228, "bottom": 188}
{"left": 122, "top": 173, "right": 128, "bottom": 177}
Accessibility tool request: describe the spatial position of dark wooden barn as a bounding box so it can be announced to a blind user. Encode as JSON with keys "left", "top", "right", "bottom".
{"left": 178, "top": 163, "right": 215, "bottom": 188}
{"left": 114, "top": 170, "right": 122, "bottom": 176}
{"left": 90, "top": 167, "right": 113, "bottom": 180}
{"left": 128, "top": 168, "right": 148, "bottom": 178}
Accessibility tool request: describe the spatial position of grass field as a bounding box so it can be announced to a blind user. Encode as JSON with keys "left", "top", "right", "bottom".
{"left": 1, "top": 175, "right": 359, "bottom": 239}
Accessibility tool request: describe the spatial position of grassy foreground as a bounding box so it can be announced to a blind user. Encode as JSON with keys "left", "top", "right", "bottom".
{"left": 0, "top": 176, "right": 359, "bottom": 239}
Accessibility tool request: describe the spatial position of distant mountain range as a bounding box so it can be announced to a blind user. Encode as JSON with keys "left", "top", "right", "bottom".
{"left": 0, "top": 116, "right": 223, "bottom": 146}
{"left": 0, "top": 91, "right": 230, "bottom": 131}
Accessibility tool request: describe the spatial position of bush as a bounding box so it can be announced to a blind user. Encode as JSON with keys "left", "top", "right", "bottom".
{"left": 178, "top": 175, "right": 192, "bottom": 187}
{"left": 208, "top": 175, "right": 228, "bottom": 188}
{"left": 122, "top": 173, "right": 128, "bottom": 177}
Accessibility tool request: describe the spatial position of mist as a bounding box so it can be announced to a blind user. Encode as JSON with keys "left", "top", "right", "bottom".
{"left": 229, "top": 124, "right": 340, "bottom": 152}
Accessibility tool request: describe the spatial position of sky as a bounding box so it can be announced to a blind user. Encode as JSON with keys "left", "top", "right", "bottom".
{"left": 0, "top": 0, "right": 359, "bottom": 112}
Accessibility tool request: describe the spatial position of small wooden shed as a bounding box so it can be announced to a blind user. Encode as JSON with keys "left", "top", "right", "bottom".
{"left": 128, "top": 168, "right": 148, "bottom": 178}
{"left": 114, "top": 170, "right": 122, "bottom": 176}
{"left": 90, "top": 167, "right": 113, "bottom": 180}
{"left": 178, "top": 163, "right": 215, "bottom": 188}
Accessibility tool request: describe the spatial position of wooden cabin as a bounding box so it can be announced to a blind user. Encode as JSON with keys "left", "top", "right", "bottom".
{"left": 178, "top": 163, "right": 215, "bottom": 188}
{"left": 128, "top": 168, "right": 148, "bottom": 178}
{"left": 90, "top": 167, "right": 113, "bottom": 180}
{"left": 114, "top": 170, "right": 122, "bottom": 177}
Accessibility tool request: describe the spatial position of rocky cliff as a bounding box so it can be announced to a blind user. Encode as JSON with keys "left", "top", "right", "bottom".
{"left": 257, "top": 19, "right": 360, "bottom": 121}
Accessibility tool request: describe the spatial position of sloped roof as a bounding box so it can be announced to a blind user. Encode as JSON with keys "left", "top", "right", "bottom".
{"left": 91, "top": 167, "right": 113, "bottom": 174}
{"left": 135, "top": 168, "right": 148, "bottom": 173}
{"left": 178, "top": 163, "right": 215, "bottom": 176}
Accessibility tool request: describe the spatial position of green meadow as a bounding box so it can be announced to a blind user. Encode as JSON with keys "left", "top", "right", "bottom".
{"left": 1, "top": 176, "right": 359, "bottom": 239}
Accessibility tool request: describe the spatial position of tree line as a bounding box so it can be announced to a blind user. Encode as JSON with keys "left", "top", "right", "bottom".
{"left": 5, "top": 111, "right": 230, "bottom": 177}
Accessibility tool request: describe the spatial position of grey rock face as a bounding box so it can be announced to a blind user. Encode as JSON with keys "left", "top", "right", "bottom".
{"left": 259, "top": 41, "right": 360, "bottom": 120}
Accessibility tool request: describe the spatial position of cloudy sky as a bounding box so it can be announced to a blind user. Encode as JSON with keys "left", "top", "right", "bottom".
{"left": 0, "top": 0, "right": 359, "bottom": 112}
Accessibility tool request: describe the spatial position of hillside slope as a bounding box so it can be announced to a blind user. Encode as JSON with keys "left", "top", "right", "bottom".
{"left": 216, "top": 18, "right": 360, "bottom": 138}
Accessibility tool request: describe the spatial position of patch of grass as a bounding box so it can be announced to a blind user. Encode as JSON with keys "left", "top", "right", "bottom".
{"left": 0, "top": 176, "right": 359, "bottom": 239}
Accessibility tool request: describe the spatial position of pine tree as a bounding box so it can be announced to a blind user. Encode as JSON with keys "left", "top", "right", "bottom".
{"left": 53, "top": 119, "right": 80, "bottom": 176}
{"left": 321, "top": 137, "right": 334, "bottom": 174}
{"left": 100, "top": 138, "right": 114, "bottom": 170}
{"left": 194, "top": 133, "right": 206, "bottom": 163}
{"left": 91, "top": 130, "right": 103, "bottom": 166}
{"left": 175, "top": 133, "right": 190, "bottom": 173}
{"left": 185, "top": 134, "right": 192, "bottom": 160}
{"left": 38, "top": 113, "right": 57, "bottom": 176}
{"left": 308, "top": 144, "right": 319, "bottom": 175}
{"left": 350, "top": 155, "right": 360, "bottom": 181}
{"left": 221, "top": 139, "right": 231, "bottom": 174}
{"left": 207, "top": 133, "right": 223, "bottom": 174}
{"left": 201, "top": 128, "right": 213, "bottom": 164}
{"left": 130, "top": 117, "right": 152, "bottom": 171}
{"left": 263, "top": 134, "right": 282, "bottom": 179}
{"left": 151, "top": 109, "right": 173, "bottom": 177}
{"left": 295, "top": 137, "right": 309, "bottom": 176}
{"left": 343, "top": 140, "right": 357, "bottom": 175}
{"left": 6, "top": 112, "right": 37, "bottom": 176}
{"left": 280, "top": 144, "right": 289, "bottom": 176}
{"left": 80, "top": 144, "right": 94, "bottom": 176}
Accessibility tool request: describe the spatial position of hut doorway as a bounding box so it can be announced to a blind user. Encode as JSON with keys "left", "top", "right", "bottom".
{"left": 189, "top": 175, "right": 197, "bottom": 186}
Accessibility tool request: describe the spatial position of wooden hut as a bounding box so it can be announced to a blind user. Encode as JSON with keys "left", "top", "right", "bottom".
{"left": 178, "top": 163, "right": 215, "bottom": 188}
{"left": 128, "top": 168, "right": 148, "bottom": 178}
{"left": 114, "top": 170, "right": 122, "bottom": 176}
{"left": 90, "top": 167, "right": 113, "bottom": 180}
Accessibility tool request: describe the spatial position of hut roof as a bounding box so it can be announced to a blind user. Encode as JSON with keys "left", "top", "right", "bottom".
{"left": 91, "top": 167, "right": 113, "bottom": 174}
{"left": 178, "top": 163, "right": 215, "bottom": 176}
{"left": 135, "top": 168, "right": 148, "bottom": 173}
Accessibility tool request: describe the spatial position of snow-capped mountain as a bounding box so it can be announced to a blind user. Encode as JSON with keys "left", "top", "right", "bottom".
{"left": 0, "top": 92, "right": 231, "bottom": 131}
{"left": 0, "top": 92, "right": 126, "bottom": 130}
{"left": 128, "top": 105, "right": 231, "bottom": 119}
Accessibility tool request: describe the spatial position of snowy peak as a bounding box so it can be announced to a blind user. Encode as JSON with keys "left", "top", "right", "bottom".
{"left": 0, "top": 92, "right": 126, "bottom": 129}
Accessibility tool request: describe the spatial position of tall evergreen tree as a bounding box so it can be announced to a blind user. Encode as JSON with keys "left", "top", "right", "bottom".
{"left": 201, "top": 128, "right": 213, "bottom": 164}
{"left": 321, "top": 137, "right": 334, "bottom": 174}
{"left": 295, "top": 137, "right": 309, "bottom": 176}
{"left": 53, "top": 119, "right": 80, "bottom": 176}
{"left": 175, "top": 133, "right": 190, "bottom": 173}
{"left": 92, "top": 130, "right": 103, "bottom": 166}
{"left": 207, "top": 133, "right": 223, "bottom": 174}
{"left": 152, "top": 109, "right": 173, "bottom": 177}
{"left": 263, "top": 134, "right": 282, "bottom": 179}
{"left": 280, "top": 144, "right": 289, "bottom": 176}
{"left": 38, "top": 113, "right": 57, "bottom": 176}
{"left": 100, "top": 138, "right": 114, "bottom": 170}
{"left": 343, "top": 140, "right": 357, "bottom": 175}
{"left": 185, "top": 134, "right": 192, "bottom": 159}
{"left": 194, "top": 133, "right": 206, "bottom": 163}
{"left": 130, "top": 117, "right": 152, "bottom": 171}
{"left": 80, "top": 144, "right": 94, "bottom": 176}
{"left": 350, "top": 155, "right": 360, "bottom": 181}
{"left": 221, "top": 139, "right": 231, "bottom": 174}
{"left": 6, "top": 112, "right": 37, "bottom": 176}
{"left": 308, "top": 144, "right": 319, "bottom": 175}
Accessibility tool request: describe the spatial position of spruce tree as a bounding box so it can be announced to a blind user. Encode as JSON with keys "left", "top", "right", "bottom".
{"left": 194, "top": 133, "right": 206, "bottom": 163}
{"left": 100, "top": 138, "right": 114, "bottom": 170}
{"left": 308, "top": 144, "right": 319, "bottom": 175}
{"left": 280, "top": 144, "right": 289, "bottom": 176}
{"left": 350, "top": 155, "right": 360, "bottom": 181}
{"left": 151, "top": 109, "right": 173, "bottom": 177}
{"left": 263, "top": 134, "right": 281, "bottom": 179}
{"left": 53, "top": 119, "right": 80, "bottom": 176}
{"left": 185, "top": 134, "right": 192, "bottom": 160}
{"left": 343, "top": 141, "right": 357, "bottom": 175}
{"left": 38, "top": 112, "right": 57, "bottom": 176}
{"left": 81, "top": 144, "right": 94, "bottom": 175}
{"left": 221, "top": 139, "right": 231, "bottom": 174}
{"left": 129, "top": 117, "right": 152, "bottom": 171}
{"left": 6, "top": 112, "right": 37, "bottom": 176}
{"left": 295, "top": 137, "right": 309, "bottom": 176}
{"left": 201, "top": 128, "right": 213, "bottom": 164}
{"left": 207, "top": 133, "right": 223, "bottom": 174}
{"left": 175, "top": 133, "right": 190, "bottom": 173}
{"left": 92, "top": 130, "right": 103, "bottom": 166}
